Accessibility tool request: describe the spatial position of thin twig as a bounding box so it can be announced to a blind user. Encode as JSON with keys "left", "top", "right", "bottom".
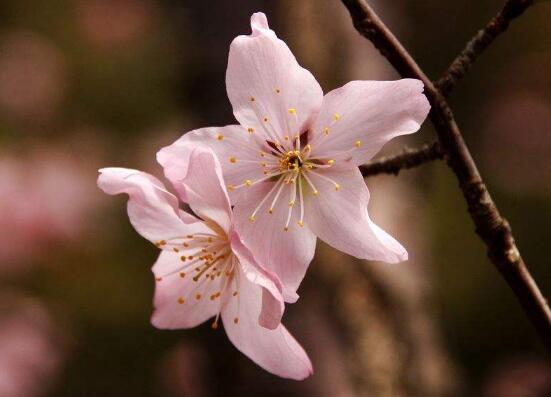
{"left": 341, "top": 0, "right": 551, "bottom": 350}
{"left": 360, "top": 141, "right": 443, "bottom": 177}
{"left": 436, "top": 0, "right": 534, "bottom": 97}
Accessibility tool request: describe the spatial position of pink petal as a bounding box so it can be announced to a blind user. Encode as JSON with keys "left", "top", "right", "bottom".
{"left": 151, "top": 251, "right": 223, "bottom": 329}
{"left": 230, "top": 229, "right": 284, "bottom": 329}
{"left": 177, "top": 147, "right": 233, "bottom": 232}
{"left": 157, "top": 125, "right": 267, "bottom": 204}
{"left": 304, "top": 165, "right": 407, "bottom": 263}
{"left": 97, "top": 167, "right": 195, "bottom": 243}
{"left": 233, "top": 181, "right": 317, "bottom": 302}
{"left": 221, "top": 270, "right": 313, "bottom": 380}
{"left": 309, "top": 79, "right": 430, "bottom": 165}
{"left": 226, "top": 12, "right": 323, "bottom": 145}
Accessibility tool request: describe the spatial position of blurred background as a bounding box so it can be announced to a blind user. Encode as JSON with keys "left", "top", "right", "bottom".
{"left": 0, "top": 0, "right": 550, "bottom": 396}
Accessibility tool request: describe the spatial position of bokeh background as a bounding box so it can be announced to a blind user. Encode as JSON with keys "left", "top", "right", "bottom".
{"left": 1, "top": 0, "right": 550, "bottom": 396}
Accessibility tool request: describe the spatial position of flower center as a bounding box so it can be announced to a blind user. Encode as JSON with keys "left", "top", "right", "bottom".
{"left": 154, "top": 229, "right": 241, "bottom": 329}
{"left": 279, "top": 150, "right": 303, "bottom": 172}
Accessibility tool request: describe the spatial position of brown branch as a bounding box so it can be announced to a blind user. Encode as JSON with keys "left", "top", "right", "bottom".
{"left": 341, "top": 0, "right": 551, "bottom": 350}
{"left": 436, "top": 0, "right": 534, "bottom": 97}
{"left": 359, "top": 141, "right": 443, "bottom": 177}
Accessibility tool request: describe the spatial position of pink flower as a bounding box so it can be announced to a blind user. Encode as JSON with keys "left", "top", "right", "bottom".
{"left": 158, "top": 12, "right": 430, "bottom": 301}
{"left": 97, "top": 147, "right": 312, "bottom": 380}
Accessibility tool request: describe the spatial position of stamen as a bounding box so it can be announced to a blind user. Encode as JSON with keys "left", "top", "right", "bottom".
{"left": 309, "top": 170, "right": 342, "bottom": 191}
{"left": 297, "top": 175, "right": 305, "bottom": 227}
{"left": 284, "top": 176, "right": 297, "bottom": 231}
{"left": 268, "top": 177, "right": 287, "bottom": 214}
{"left": 250, "top": 178, "right": 284, "bottom": 220}
{"left": 231, "top": 171, "right": 284, "bottom": 190}
{"left": 302, "top": 172, "right": 319, "bottom": 196}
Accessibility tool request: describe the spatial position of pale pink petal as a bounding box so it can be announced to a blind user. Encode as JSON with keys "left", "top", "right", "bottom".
{"left": 157, "top": 125, "right": 267, "bottom": 204}
{"left": 151, "top": 251, "right": 223, "bottom": 329}
{"left": 304, "top": 165, "right": 407, "bottom": 263}
{"left": 221, "top": 270, "right": 313, "bottom": 380}
{"left": 233, "top": 181, "right": 317, "bottom": 302}
{"left": 177, "top": 147, "right": 233, "bottom": 232}
{"left": 230, "top": 229, "right": 284, "bottom": 329}
{"left": 226, "top": 12, "right": 323, "bottom": 146}
{"left": 97, "top": 167, "right": 194, "bottom": 243}
{"left": 309, "top": 79, "right": 430, "bottom": 165}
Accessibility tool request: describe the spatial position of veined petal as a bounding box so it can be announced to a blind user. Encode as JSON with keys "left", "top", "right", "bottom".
{"left": 226, "top": 12, "right": 323, "bottom": 147}
{"left": 233, "top": 181, "right": 317, "bottom": 302}
{"left": 157, "top": 125, "right": 267, "bottom": 205}
{"left": 221, "top": 270, "right": 313, "bottom": 380}
{"left": 151, "top": 251, "right": 223, "bottom": 329}
{"left": 97, "top": 168, "right": 195, "bottom": 243}
{"left": 304, "top": 165, "right": 407, "bottom": 263}
{"left": 176, "top": 147, "right": 233, "bottom": 232}
{"left": 230, "top": 229, "right": 284, "bottom": 330}
{"left": 309, "top": 79, "right": 430, "bottom": 165}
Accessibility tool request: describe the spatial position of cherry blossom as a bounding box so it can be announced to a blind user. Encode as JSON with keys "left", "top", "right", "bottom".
{"left": 158, "top": 12, "right": 430, "bottom": 301}
{"left": 98, "top": 147, "right": 312, "bottom": 380}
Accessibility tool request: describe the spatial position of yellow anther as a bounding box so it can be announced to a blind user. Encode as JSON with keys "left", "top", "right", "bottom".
{"left": 234, "top": 317, "right": 239, "bottom": 324}
{"left": 247, "top": 127, "right": 254, "bottom": 134}
{"left": 180, "top": 256, "right": 186, "bottom": 262}
{"left": 355, "top": 140, "right": 361, "bottom": 148}
{"left": 327, "top": 159, "right": 335, "bottom": 166}
{"left": 260, "top": 152, "right": 266, "bottom": 157}
{"left": 334, "top": 113, "right": 341, "bottom": 121}
{"left": 208, "top": 237, "right": 213, "bottom": 243}
{"left": 229, "top": 156, "right": 237, "bottom": 164}
{"left": 298, "top": 220, "right": 304, "bottom": 227}
{"left": 211, "top": 321, "right": 219, "bottom": 329}
{"left": 183, "top": 242, "right": 189, "bottom": 248}
{"left": 179, "top": 272, "right": 186, "bottom": 278}
{"left": 288, "top": 108, "right": 296, "bottom": 115}
{"left": 313, "top": 190, "right": 319, "bottom": 196}
{"left": 244, "top": 179, "right": 252, "bottom": 187}
{"left": 288, "top": 200, "right": 295, "bottom": 207}
{"left": 284, "top": 135, "right": 289, "bottom": 141}
{"left": 196, "top": 293, "right": 202, "bottom": 300}
{"left": 173, "top": 248, "right": 179, "bottom": 253}
{"left": 216, "top": 134, "right": 224, "bottom": 140}
{"left": 177, "top": 297, "right": 185, "bottom": 304}
{"left": 261, "top": 162, "right": 267, "bottom": 167}
{"left": 268, "top": 208, "right": 273, "bottom": 214}
{"left": 228, "top": 184, "right": 235, "bottom": 192}
{"left": 156, "top": 240, "right": 166, "bottom": 247}
{"left": 248, "top": 215, "right": 256, "bottom": 222}
{"left": 250, "top": 96, "right": 255, "bottom": 102}
{"left": 324, "top": 127, "right": 330, "bottom": 135}
{"left": 263, "top": 170, "right": 269, "bottom": 175}
{"left": 335, "top": 183, "right": 341, "bottom": 191}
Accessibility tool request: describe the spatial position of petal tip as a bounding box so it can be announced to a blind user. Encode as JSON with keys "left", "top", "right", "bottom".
{"left": 250, "top": 12, "right": 269, "bottom": 34}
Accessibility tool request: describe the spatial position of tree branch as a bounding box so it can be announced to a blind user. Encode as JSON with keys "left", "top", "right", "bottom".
{"left": 436, "top": 0, "right": 535, "bottom": 97}
{"left": 359, "top": 141, "right": 443, "bottom": 177}
{"left": 341, "top": 0, "right": 551, "bottom": 350}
